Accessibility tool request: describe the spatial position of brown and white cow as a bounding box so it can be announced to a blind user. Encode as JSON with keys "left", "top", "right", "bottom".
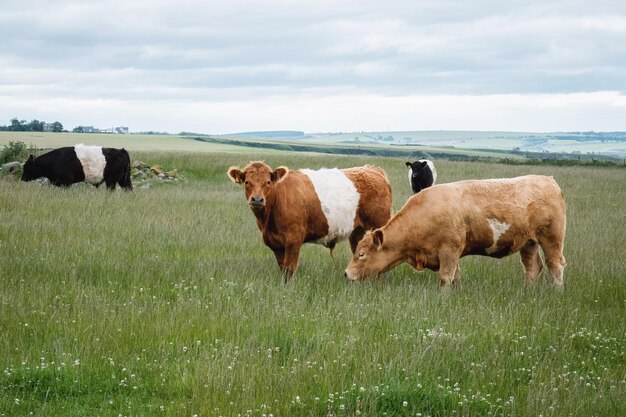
{"left": 345, "top": 175, "right": 566, "bottom": 289}
{"left": 228, "top": 161, "right": 393, "bottom": 282}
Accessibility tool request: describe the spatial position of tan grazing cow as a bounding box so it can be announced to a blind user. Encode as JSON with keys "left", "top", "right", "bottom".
{"left": 345, "top": 175, "right": 566, "bottom": 289}
{"left": 228, "top": 161, "right": 393, "bottom": 282}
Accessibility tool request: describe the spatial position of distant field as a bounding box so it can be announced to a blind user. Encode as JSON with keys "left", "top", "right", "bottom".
{"left": 1, "top": 151, "right": 625, "bottom": 416}
{"left": 223, "top": 130, "right": 626, "bottom": 158}
{"left": 4, "top": 130, "right": 626, "bottom": 161}
{"left": 0, "top": 132, "right": 281, "bottom": 155}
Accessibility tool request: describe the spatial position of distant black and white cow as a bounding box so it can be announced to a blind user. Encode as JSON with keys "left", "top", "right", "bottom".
{"left": 405, "top": 159, "right": 437, "bottom": 193}
{"left": 21, "top": 144, "right": 132, "bottom": 190}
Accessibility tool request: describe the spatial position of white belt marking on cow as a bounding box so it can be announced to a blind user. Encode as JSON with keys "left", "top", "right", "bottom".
{"left": 74, "top": 144, "right": 106, "bottom": 185}
{"left": 426, "top": 160, "right": 437, "bottom": 184}
{"left": 486, "top": 218, "right": 510, "bottom": 254}
{"left": 300, "top": 168, "right": 360, "bottom": 246}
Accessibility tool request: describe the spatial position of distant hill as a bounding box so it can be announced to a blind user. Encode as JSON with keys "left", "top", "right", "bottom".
{"left": 191, "top": 135, "right": 625, "bottom": 166}
{"left": 207, "top": 130, "right": 626, "bottom": 157}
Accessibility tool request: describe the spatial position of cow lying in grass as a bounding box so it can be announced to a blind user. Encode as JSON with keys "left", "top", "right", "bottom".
{"left": 228, "top": 161, "right": 393, "bottom": 282}
{"left": 345, "top": 175, "right": 566, "bottom": 289}
{"left": 21, "top": 144, "right": 132, "bottom": 190}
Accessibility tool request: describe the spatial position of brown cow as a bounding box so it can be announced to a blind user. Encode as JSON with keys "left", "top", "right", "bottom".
{"left": 345, "top": 175, "right": 566, "bottom": 289}
{"left": 228, "top": 161, "right": 393, "bottom": 282}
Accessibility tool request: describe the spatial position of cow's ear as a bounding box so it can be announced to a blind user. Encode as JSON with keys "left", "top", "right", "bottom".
{"left": 271, "top": 166, "right": 289, "bottom": 183}
{"left": 373, "top": 229, "right": 384, "bottom": 250}
{"left": 27, "top": 154, "right": 34, "bottom": 161}
{"left": 405, "top": 161, "right": 412, "bottom": 167}
{"left": 420, "top": 161, "right": 428, "bottom": 167}
{"left": 227, "top": 167, "right": 245, "bottom": 184}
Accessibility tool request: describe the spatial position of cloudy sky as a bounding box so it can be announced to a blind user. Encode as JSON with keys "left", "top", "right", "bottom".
{"left": 1, "top": 0, "right": 625, "bottom": 133}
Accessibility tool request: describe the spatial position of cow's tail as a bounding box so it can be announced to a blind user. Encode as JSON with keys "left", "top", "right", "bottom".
{"left": 121, "top": 149, "right": 133, "bottom": 191}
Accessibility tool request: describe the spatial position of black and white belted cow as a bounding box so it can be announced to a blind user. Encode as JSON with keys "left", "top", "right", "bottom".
{"left": 405, "top": 159, "right": 437, "bottom": 194}
{"left": 22, "top": 144, "right": 132, "bottom": 190}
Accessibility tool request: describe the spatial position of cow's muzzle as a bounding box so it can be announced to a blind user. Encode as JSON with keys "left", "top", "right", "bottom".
{"left": 249, "top": 195, "right": 265, "bottom": 207}
{"left": 345, "top": 269, "right": 379, "bottom": 281}
{"left": 344, "top": 270, "right": 358, "bottom": 281}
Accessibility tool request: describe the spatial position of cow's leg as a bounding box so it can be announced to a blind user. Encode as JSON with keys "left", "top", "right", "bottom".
{"left": 451, "top": 265, "right": 461, "bottom": 289}
{"left": 118, "top": 176, "right": 133, "bottom": 191}
{"left": 537, "top": 218, "right": 566, "bottom": 290}
{"left": 539, "top": 241, "right": 566, "bottom": 290}
{"left": 520, "top": 240, "right": 543, "bottom": 285}
{"left": 272, "top": 248, "right": 285, "bottom": 271}
{"left": 58, "top": 177, "right": 74, "bottom": 187}
{"left": 438, "top": 249, "right": 460, "bottom": 289}
{"left": 281, "top": 242, "right": 302, "bottom": 284}
{"left": 55, "top": 173, "right": 76, "bottom": 187}
{"left": 105, "top": 177, "right": 117, "bottom": 191}
{"left": 349, "top": 226, "right": 366, "bottom": 253}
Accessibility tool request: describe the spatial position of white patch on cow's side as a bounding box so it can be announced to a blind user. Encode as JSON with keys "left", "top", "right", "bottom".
{"left": 407, "top": 168, "right": 412, "bottom": 188}
{"left": 300, "top": 168, "right": 360, "bottom": 246}
{"left": 486, "top": 218, "right": 511, "bottom": 254}
{"left": 424, "top": 160, "right": 437, "bottom": 185}
{"left": 74, "top": 144, "right": 106, "bottom": 185}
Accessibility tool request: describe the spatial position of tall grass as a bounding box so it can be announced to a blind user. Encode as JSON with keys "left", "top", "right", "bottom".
{"left": 1, "top": 153, "right": 625, "bottom": 416}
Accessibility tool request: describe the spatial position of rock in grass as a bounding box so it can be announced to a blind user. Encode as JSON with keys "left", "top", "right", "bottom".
{"left": 2, "top": 161, "right": 22, "bottom": 174}
{"left": 150, "top": 165, "right": 163, "bottom": 176}
{"left": 133, "top": 160, "right": 147, "bottom": 169}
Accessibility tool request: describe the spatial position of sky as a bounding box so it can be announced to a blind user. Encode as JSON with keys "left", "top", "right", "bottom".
{"left": 1, "top": 0, "right": 626, "bottom": 134}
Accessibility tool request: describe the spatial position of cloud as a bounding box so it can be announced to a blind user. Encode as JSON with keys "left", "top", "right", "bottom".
{"left": 3, "top": 90, "right": 624, "bottom": 134}
{"left": 0, "top": 0, "right": 625, "bottom": 132}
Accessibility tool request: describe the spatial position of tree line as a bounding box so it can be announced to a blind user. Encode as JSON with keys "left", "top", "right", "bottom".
{"left": 0, "top": 118, "right": 64, "bottom": 132}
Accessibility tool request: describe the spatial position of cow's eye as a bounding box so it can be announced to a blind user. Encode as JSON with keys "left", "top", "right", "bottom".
{"left": 266, "top": 180, "right": 271, "bottom": 185}
{"left": 244, "top": 180, "right": 249, "bottom": 186}
{"left": 358, "top": 252, "right": 365, "bottom": 258}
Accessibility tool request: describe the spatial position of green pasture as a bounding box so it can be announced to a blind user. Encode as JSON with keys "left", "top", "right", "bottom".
{"left": 0, "top": 132, "right": 281, "bottom": 155}
{"left": 1, "top": 150, "right": 625, "bottom": 417}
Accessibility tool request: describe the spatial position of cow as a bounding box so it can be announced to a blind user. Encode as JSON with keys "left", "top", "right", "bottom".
{"left": 21, "top": 144, "right": 132, "bottom": 191}
{"left": 406, "top": 159, "right": 437, "bottom": 193}
{"left": 227, "top": 161, "right": 393, "bottom": 282}
{"left": 345, "top": 175, "right": 566, "bottom": 290}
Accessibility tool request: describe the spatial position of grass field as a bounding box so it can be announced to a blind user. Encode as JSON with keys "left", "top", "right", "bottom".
{"left": 0, "top": 132, "right": 281, "bottom": 155}
{"left": 1, "top": 150, "right": 625, "bottom": 417}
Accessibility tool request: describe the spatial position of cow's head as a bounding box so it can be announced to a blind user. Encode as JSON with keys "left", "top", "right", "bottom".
{"left": 406, "top": 160, "right": 432, "bottom": 194}
{"left": 21, "top": 155, "right": 41, "bottom": 182}
{"left": 227, "top": 161, "right": 289, "bottom": 210}
{"left": 345, "top": 229, "right": 400, "bottom": 280}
